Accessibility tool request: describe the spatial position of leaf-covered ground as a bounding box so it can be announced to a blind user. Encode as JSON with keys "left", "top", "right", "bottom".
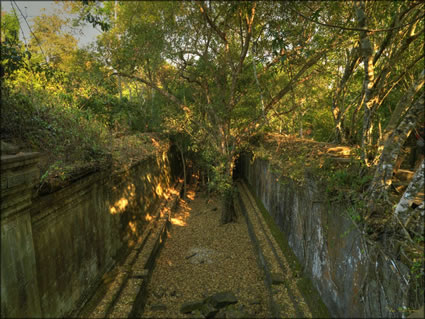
{"left": 139, "top": 184, "right": 271, "bottom": 318}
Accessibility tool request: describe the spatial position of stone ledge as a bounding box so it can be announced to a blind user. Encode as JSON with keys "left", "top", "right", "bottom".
{"left": 236, "top": 180, "right": 312, "bottom": 318}
{"left": 1, "top": 152, "right": 40, "bottom": 167}
{"left": 2, "top": 169, "right": 39, "bottom": 190}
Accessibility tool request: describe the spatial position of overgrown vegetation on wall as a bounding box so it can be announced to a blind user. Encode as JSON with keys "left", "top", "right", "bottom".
{"left": 249, "top": 134, "right": 424, "bottom": 310}
{"left": 1, "top": 1, "right": 423, "bottom": 279}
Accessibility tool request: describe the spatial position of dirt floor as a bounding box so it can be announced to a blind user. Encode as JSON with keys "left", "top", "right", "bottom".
{"left": 138, "top": 183, "right": 270, "bottom": 318}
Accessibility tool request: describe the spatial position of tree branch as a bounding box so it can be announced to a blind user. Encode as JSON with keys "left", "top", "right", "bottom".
{"left": 289, "top": 5, "right": 425, "bottom": 34}
{"left": 112, "top": 72, "right": 185, "bottom": 109}
{"left": 263, "top": 50, "right": 323, "bottom": 114}
{"left": 199, "top": 2, "right": 228, "bottom": 49}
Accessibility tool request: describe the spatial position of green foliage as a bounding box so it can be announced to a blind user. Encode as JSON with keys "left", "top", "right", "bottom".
{"left": 323, "top": 160, "right": 372, "bottom": 205}
{"left": 0, "top": 40, "right": 30, "bottom": 77}
{"left": 308, "top": 107, "right": 335, "bottom": 142}
{"left": 1, "top": 85, "right": 111, "bottom": 165}
{"left": 29, "top": 13, "right": 78, "bottom": 68}
{"left": 1, "top": 11, "right": 20, "bottom": 42}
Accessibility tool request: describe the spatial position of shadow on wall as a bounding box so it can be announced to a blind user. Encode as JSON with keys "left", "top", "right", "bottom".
{"left": 7, "top": 148, "right": 180, "bottom": 318}
{"left": 107, "top": 150, "right": 178, "bottom": 250}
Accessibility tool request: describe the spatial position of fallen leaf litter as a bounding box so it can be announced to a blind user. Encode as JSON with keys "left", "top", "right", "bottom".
{"left": 138, "top": 185, "right": 270, "bottom": 318}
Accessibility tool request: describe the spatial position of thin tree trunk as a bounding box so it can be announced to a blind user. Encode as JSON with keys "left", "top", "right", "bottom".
{"left": 177, "top": 144, "right": 187, "bottom": 199}
{"left": 332, "top": 47, "right": 360, "bottom": 143}
{"left": 349, "top": 92, "right": 365, "bottom": 143}
{"left": 375, "top": 70, "right": 425, "bottom": 162}
{"left": 368, "top": 94, "right": 424, "bottom": 201}
{"left": 394, "top": 159, "right": 424, "bottom": 220}
{"left": 356, "top": 2, "right": 376, "bottom": 164}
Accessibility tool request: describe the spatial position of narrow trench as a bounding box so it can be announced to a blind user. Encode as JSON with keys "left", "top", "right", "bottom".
{"left": 76, "top": 158, "right": 322, "bottom": 318}
{"left": 138, "top": 178, "right": 271, "bottom": 318}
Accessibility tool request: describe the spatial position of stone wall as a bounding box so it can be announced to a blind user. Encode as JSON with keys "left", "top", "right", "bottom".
{"left": 1, "top": 150, "right": 177, "bottom": 318}
{"left": 240, "top": 154, "right": 420, "bottom": 318}
{"left": 1, "top": 153, "right": 42, "bottom": 318}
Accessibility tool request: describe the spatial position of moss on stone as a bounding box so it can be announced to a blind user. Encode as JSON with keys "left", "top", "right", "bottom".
{"left": 244, "top": 182, "right": 330, "bottom": 318}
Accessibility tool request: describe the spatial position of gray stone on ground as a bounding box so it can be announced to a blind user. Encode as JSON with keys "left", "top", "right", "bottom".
{"left": 207, "top": 291, "right": 238, "bottom": 309}
{"left": 180, "top": 300, "right": 204, "bottom": 314}
{"left": 186, "top": 247, "right": 216, "bottom": 264}
{"left": 270, "top": 272, "right": 285, "bottom": 285}
{"left": 150, "top": 303, "right": 167, "bottom": 311}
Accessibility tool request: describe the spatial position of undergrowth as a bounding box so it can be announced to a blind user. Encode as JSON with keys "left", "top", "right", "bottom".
{"left": 1, "top": 85, "right": 167, "bottom": 193}
{"left": 249, "top": 133, "right": 424, "bottom": 306}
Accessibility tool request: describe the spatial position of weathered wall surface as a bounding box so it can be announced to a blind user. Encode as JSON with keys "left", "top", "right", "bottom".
{"left": 1, "top": 153, "right": 42, "bottom": 318}
{"left": 1, "top": 150, "right": 176, "bottom": 318}
{"left": 240, "top": 154, "right": 419, "bottom": 318}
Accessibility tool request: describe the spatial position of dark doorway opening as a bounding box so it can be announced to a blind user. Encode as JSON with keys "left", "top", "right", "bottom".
{"left": 233, "top": 154, "right": 242, "bottom": 181}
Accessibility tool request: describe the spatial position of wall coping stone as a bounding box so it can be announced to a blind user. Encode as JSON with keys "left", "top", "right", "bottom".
{"left": 1, "top": 152, "right": 40, "bottom": 166}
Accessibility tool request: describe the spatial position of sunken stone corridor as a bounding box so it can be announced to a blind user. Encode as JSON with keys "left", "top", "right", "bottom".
{"left": 1, "top": 143, "right": 423, "bottom": 319}
{"left": 1, "top": 1, "right": 424, "bottom": 318}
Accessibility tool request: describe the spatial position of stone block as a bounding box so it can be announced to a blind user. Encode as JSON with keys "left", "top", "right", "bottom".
{"left": 7, "top": 173, "right": 27, "bottom": 189}
{"left": 180, "top": 300, "right": 204, "bottom": 314}
{"left": 207, "top": 291, "right": 238, "bottom": 309}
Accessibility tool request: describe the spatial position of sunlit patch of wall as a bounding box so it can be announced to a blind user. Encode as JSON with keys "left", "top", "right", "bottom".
{"left": 107, "top": 152, "right": 175, "bottom": 254}
{"left": 109, "top": 197, "right": 129, "bottom": 215}
{"left": 23, "top": 148, "right": 178, "bottom": 318}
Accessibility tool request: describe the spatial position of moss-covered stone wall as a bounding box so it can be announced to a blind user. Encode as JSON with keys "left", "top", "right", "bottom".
{"left": 240, "top": 153, "right": 419, "bottom": 318}
{"left": 1, "top": 149, "right": 177, "bottom": 318}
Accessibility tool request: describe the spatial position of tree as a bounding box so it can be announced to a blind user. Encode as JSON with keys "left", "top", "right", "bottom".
{"left": 0, "top": 11, "right": 29, "bottom": 78}
{"left": 1, "top": 11, "right": 20, "bottom": 43}
{"left": 29, "top": 13, "right": 77, "bottom": 68}
{"left": 70, "top": 0, "right": 423, "bottom": 223}
{"left": 85, "top": 1, "right": 349, "bottom": 222}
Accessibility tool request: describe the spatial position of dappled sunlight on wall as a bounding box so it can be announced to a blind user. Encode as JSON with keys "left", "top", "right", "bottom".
{"left": 128, "top": 221, "right": 137, "bottom": 236}
{"left": 16, "top": 145, "right": 177, "bottom": 317}
{"left": 109, "top": 197, "right": 129, "bottom": 215}
{"left": 109, "top": 183, "right": 136, "bottom": 215}
{"left": 127, "top": 183, "right": 136, "bottom": 196}
{"left": 156, "top": 184, "right": 163, "bottom": 197}
{"left": 160, "top": 206, "right": 170, "bottom": 219}
{"left": 104, "top": 150, "right": 176, "bottom": 256}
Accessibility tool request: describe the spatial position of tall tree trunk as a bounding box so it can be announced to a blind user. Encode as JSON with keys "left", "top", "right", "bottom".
{"left": 356, "top": 2, "right": 376, "bottom": 164}
{"left": 332, "top": 47, "right": 360, "bottom": 143}
{"left": 176, "top": 144, "right": 187, "bottom": 199}
{"left": 368, "top": 94, "right": 424, "bottom": 201}
{"left": 394, "top": 159, "right": 424, "bottom": 222}
{"left": 374, "top": 70, "right": 425, "bottom": 163}
{"left": 216, "top": 121, "right": 237, "bottom": 225}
